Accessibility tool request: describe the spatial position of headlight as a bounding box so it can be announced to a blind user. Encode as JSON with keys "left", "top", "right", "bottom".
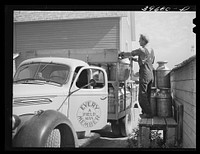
{"left": 12, "top": 115, "right": 21, "bottom": 130}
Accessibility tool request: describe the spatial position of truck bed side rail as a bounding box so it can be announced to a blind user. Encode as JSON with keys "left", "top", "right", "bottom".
{"left": 18, "top": 48, "right": 119, "bottom": 64}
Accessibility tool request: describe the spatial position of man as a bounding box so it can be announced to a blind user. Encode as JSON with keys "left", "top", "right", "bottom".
{"left": 119, "top": 34, "right": 155, "bottom": 118}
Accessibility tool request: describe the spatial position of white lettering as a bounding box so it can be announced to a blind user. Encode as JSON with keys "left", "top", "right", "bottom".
{"left": 77, "top": 101, "right": 101, "bottom": 128}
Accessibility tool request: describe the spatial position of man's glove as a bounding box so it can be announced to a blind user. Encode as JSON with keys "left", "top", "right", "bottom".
{"left": 132, "top": 57, "right": 138, "bottom": 62}
{"left": 118, "top": 52, "right": 125, "bottom": 59}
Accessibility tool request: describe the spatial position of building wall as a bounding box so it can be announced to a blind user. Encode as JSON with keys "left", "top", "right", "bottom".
{"left": 119, "top": 13, "right": 135, "bottom": 77}
{"left": 170, "top": 55, "right": 196, "bottom": 148}
{"left": 14, "top": 18, "right": 120, "bottom": 52}
{"left": 120, "top": 13, "right": 132, "bottom": 52}
{"left": 13, "top": 11, "right": 135, "bottom": 74}
{"left": 14, "top": 11, "right": 128, "bottom": 22}
{"left": 14, "top": 17, "right": 121, "bottom": 67}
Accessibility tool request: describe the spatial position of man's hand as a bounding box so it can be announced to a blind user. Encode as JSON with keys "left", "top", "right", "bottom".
{"left": 118, "top": 52, "right": 125, "bottom": 59}
{"left": 118, "top": 51, "right": 133, "bottom": 59}
{"left": 132, "top": 57, "right": 138, "bottom": 62}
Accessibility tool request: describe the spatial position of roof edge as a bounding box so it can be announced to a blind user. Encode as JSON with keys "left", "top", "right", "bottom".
{"left": 14, "top": 11, "right": 129, "bottom": 23}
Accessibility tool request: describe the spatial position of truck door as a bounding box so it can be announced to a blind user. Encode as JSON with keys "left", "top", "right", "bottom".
{"left": 68, "top": 66, "right": 108, "bottom": 132}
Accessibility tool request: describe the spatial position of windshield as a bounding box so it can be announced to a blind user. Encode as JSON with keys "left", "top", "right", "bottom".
{"left": 13, "top": 62, "right": 70, "bottom": 85}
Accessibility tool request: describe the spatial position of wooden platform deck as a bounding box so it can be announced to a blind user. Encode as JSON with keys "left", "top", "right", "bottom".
{"left": 138, "top": 116, "right": 178, "bottom": 148}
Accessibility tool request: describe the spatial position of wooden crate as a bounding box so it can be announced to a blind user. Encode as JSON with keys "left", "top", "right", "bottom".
{"left": 138, "top": 117, "right": 177, "bottom": 148}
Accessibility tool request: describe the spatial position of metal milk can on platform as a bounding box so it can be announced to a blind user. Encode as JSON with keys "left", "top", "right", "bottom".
{"left": 150, "top": 87, "right": 157, "bottom": 116}
{"left": 156, "top": 88, "right": 172, "bottom": 117}
{"left": 156, "top": 61, "right": 171, "bottom": 89}
{"left": 118, "top": 88, "right": 124, "bottom": 112}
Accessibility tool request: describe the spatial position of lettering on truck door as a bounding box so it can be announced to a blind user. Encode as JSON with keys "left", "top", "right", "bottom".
{"left": 68, "top": 67, "right": 108, "bottom": 132}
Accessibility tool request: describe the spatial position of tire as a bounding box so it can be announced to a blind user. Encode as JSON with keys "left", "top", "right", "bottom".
{"left": 119, "top": 109, "right": 133, "bottom": 137}
{"left": 110, "top": 121, "right": 121, "bottom": 137}
{"left": 45, "top": 128, "right": 61, "bottom": 147}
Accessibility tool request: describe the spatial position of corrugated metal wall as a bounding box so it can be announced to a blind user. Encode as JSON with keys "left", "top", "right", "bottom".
{"left": 14, "top": 17, "right": 120, "bottom": 53}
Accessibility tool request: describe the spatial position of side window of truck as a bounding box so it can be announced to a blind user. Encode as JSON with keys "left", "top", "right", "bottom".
{"left": 76, "top": 69, "right": 89, "bottom": 89}
{"left": 75, "top": 68, "right": 105, "bottom": 89}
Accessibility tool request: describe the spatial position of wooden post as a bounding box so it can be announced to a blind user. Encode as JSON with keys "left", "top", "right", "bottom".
{"left": 138, "top": 126, "right": 150, "bottom": 148}
{"left": 138, "top": 118, "right": 151, "bottom": 148}
{"left": 141, "top": 127, "right": 151, "bottom": 148}
{"left": 165, "top": 118, "right": 177, "bottom": 147}
{"left": 138, "top": 117, "right": 178, "bottom": 148}
{"left": 166, "top": 127, "right": 176, "bottom": 147}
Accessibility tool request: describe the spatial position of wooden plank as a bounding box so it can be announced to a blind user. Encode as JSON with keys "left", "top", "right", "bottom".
{"left": 152, "top": 117, "right": 166, "bottom": 127}
{"left": 165, "top": 117, "right": 177, "bottom": 147}
{"left": 146, "top": 118, "right": 153, "bottom": 127}
{"left": 170, "top": 59, "right": 196, "bottom": 81}
{"left": 183, "top": 101, "right": 196, "bottom": 120}
{"left": 173, "top": 89, "right": 196, "bottom": 106}
{"left": 165, "top": 118, "right": 177, "bottom": 127}
{"left": 183, "top": 121, "right": 196, "bottom": 148}
{"left": 183, "top": 112, "right": 196, "bottom": 134}
{"left": 139, "top": 118, "right": 147, "bottom": 126}
{"left": 70, "top": 49, "right": 119, "bottom": 63}
{"left": 182, "top": 129, "right": 196, "bottom": 148}
{"left": 32, "top": 48, "right": 119, "bottom": 63}
{"left": 173, "top": 100, "right": 183, "bottom": 145}
{"left": 171, "top": 79, "right": 196, "bottom": 93}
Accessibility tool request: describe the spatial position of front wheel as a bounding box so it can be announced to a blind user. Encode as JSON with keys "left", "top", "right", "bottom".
{"left": 45, "top": 128, "right": 61, "bottom": 147}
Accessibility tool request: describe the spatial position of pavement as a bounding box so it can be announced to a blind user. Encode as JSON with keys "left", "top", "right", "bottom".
{"left": 78, "top": 123, "right": 129, "bottom": 148}
{"left": 78, "top": 132, "right": 100, "bottom": 147}
{"left": 77, "top": 106, "right": 142, "bottom": 148}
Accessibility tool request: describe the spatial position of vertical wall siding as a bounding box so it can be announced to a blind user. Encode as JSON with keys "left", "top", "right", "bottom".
{"left": 170, "top": 56, "right": 196, "bottom": 148}
{"left": 120, "top": 15, "right": 132, "bottom": 52}
{"left": 14, "top": 18, "right": 120, "bottom": 53}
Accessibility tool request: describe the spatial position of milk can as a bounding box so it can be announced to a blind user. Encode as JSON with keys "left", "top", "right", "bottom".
{"left": 156, "top": 88, "right": 172, "bottom": 117}
{"left": 132, "top": 84, "right": 137, "bottom": 102}
{"left": 156, "top": 61, "right": 171, "bottom": 89}
{"left": 118, "top": 88, "right": 124, "bottom": 112}
{"left": 101, "top": 64, "right": 108, "bottom": 76}
{"left": 110, "top": 58, "right": 130, "bottom": 81}
{"left": 108, "top": 87, "right": 115, "bottom": 114}
{"left": 150, "top": 87, "right": 157, "bottom": 116}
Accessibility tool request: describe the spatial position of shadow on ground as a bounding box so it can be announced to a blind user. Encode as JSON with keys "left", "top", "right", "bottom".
{"left": 87, "top": 123, "right": 129, "bottom": 148}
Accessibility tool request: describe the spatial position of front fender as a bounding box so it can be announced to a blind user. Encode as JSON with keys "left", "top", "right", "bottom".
{"left": 13, "top": 110, "right": 78, "bottom": 147}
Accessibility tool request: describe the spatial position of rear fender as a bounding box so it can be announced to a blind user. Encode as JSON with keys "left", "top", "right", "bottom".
{"left": 13, "top": 110, "right": 78, "bottom": 147}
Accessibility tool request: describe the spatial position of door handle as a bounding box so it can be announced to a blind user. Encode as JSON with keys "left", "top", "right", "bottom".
{"left": 100, "top": 97, "right": 107, "bottom": 100}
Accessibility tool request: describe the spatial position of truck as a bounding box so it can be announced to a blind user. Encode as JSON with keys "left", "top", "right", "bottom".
{"left": 12, "top": 49, "right": 139, "bottom": 147}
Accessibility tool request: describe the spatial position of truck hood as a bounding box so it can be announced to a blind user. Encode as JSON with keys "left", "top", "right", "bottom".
{"left": 13, "top": 83, "right": 70, "bottom": 115}
{"left": 13, "top": 83, "right": 68, "bottom": 98}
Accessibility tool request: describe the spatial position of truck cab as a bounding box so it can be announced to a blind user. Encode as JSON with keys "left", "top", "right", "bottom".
{"left": 12, "top": 57, "right": 108, "bottom": 147}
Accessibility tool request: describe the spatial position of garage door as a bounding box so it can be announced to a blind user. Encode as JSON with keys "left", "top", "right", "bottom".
{"left": 14, "top": 17, "right": 120, "bottom": 53}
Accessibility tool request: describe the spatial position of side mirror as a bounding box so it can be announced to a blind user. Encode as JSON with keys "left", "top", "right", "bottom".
{"left": 89, "top": 79, "right": 96, "bottom": 87}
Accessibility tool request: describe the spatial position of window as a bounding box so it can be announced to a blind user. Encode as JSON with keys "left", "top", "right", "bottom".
{"left": 49, "top": 70, "right": 68, "bottom": 84}
{"left": 76, "top": 69, "right": 89, "bottom": 88}
{"left": 14, "top": 62, "right": 70, "bottom": 85}
{"left": 75, "top": 68, "right": 105, "bottom": 89}
{"left": 92, "top": 69, "right": 105, "bottom": 89}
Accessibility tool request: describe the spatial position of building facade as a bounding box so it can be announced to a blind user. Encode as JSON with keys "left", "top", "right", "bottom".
{"left": 13, "top": 11, "right": 135, "bottom": 70}
{"left": 170, "top": 55, "right": 196, "bottom": 148}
